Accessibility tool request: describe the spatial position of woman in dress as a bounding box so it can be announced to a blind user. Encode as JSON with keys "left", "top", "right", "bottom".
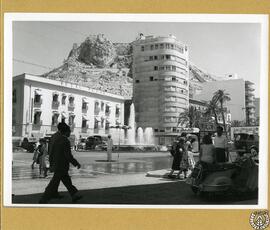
{"left": 39, "top": 138, "right": 49, "bottom": 178}
{"left": 168, "top": 137, "right": 185, "bottom": 179}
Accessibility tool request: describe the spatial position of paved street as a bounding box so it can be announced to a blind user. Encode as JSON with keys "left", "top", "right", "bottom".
{"left": 11, "top": 150, "right": 257, "bottom": 205}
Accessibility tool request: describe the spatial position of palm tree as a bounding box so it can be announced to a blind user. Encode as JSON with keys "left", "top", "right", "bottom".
{"left": 204, "top": 98, "right": 219, "bottom": 126}
{"left": 213, "top": 89, "right": 231, "bottom": 136}
{"left": 177, "top": 106, "right": 202, "bottom": 128}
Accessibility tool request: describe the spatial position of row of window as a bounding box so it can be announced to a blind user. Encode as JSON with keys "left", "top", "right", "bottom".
{"left": 145, "top": 54, "right": 187, "bottom": 66}
{"left": 33, "top": 93, "right": 120, "bottom": 116}
{"left": 135, "top": 76, "right": 188, "bottom": 85}
{"left": 164, "top": 86, "right": 188, "bottom": 94}
{"left": 141, "top": 43, "right": 187, "bottom": 53}
{"left": 33, "top": 111, "right": 119, "bottom": 130}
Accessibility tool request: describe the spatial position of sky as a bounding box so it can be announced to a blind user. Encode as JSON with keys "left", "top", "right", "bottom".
{"left": 13, "top": 20, "right": 261, "bottom": 97}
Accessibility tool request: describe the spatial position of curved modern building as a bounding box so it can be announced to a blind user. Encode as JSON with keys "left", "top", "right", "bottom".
{"left": 132, "top": 34, "right": 189, "bottom": 144}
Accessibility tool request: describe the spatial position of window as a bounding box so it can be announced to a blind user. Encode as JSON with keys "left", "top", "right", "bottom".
{"left": 105, "top": 104, "right": 110, "bottom": 115}
{"left": 62, "top": 95, "right": 66, "bottom": 105}
{"left": 149, "top": 76, "right": 154, "bottom": 81}
{"left": 150, "top": 44, "right": 154, "bottom": 50}
{"left": 52, "top": 94, "right": 59, "bottom": 102}
{"left": 94, "top": 101, "right": 100, "bottom": 113}
{"left": 69, "top": 96, "right": 74, "bottom": 106}
{"left": 94, "top": 119, "right": 99, "bottom": 129}
{"left": 105, "top": 120, "right": 110, "bottom": 130}
{"left": 33, "top": 111, "right": 41, "bottom": 125}
{"left": 165, "top": 55, "right": 171, "bottom": 60}
{"left": 141, "top": 46, "right": 144, "bottom": 51}
{"left": 172, "top": 77, "right": 176, "bottom": 81}
{"left": 154, "top": 129, "right": 159, "bottom": 132}
{"left": 149, "top": 56, "right": 153, "bottom": 61}
{"left": 173, "top": 127, "right": 177, "bottom": 132}
{"left": 34, "top": 94, "right": 41, "bottom": 104}
{"left": 155, "top": 44, "right": 159, "bottom": 49}
{"left": 101, "top": 102, "right": 105, "bottom": 111}
{"left": 154, "top": 66, "right": 158, "bottom": 71}
{"left": 82, "top": 119, "right": 88, "bottom": 128}
{"left": 172, "top": 66, "right": 176, "bottom": 71}
{"left": 115, "top": 105, "right": 120, "bottom": 117}
{"left": 101, "top": 118, "right": 105, "bottom": 128}
{"left": 166, "top": 66, "right": 171, "bottom": 71}
{"left": 159, "top": 66, "right": 165, "bottom": 71}
{"left": 136, "top": 80, "right": 140, "bottom": 83}
{"left": 82, "top": 102, "right": 88, "bottom": 110}
{"left": 165, "top": 43, "right": 170, "bottom": 49}
{"left": 154, "top": 56, "right": 158, "bottom": 60}
{"left": 160, "top": 55, "right": 164, "bottom": 60}
{"left": 52, "top": 113, "right": 59, "bottom": 126}
{"left": 170, "top": 44, "right": 174, "bottom": 49}
{"left": 68, "top": 115, "right": 75, "bottom": 126}
{"left": 160, "top": 44, "right": 164, "bottom": 49}
{"left": 12, "top": 89, "right": 17, "bottom": 103}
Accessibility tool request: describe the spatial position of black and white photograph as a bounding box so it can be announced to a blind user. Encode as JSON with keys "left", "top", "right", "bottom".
{"left": 4, "top": 13, "right": 268, "bottom": 207}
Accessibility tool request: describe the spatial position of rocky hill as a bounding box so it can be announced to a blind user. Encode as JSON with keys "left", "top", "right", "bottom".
{"left": 42, "top": 34, "right": 217, "bottom": 98}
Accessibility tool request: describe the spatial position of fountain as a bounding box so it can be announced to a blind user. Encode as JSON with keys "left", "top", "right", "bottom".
{"left": 117, "top": 103, "right": 156, "bottom": 151}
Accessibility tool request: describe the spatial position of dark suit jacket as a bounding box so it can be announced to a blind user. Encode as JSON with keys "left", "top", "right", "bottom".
{"left": 49, "top": 133, "right": 79, "bottom": 173}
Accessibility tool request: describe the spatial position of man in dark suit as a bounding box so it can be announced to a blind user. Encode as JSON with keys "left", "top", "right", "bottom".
{"left": 39, "top": 123, "right": 82, "bottom": 204}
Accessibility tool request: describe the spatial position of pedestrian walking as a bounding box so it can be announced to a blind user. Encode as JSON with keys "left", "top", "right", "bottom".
{"left": 213, "top": 126, "right": 228, "bottom": 163}
{"left": 107, "top": 134, "right": 114, "bottom": 162}
{"left": 39, "top": 123, "right": 82, "bottom": 204}
{"left": 31, "top": 140, "right": 41, "bottom": 169}
{"left": 38, "top": 138, "right": 49, "bottom": 178}
{"left": 180, "top": 142, "right": 189, "bottom": 179}
{"left": 168, "top": 137, "right": 185, "bottom": 179}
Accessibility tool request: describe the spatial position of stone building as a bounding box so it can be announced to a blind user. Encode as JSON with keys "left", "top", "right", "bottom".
{"left": 12, "top": 74, "right": 125, "bottom": 142}
{"left": 132, "top": 34, "right": 189, "bottom": 144}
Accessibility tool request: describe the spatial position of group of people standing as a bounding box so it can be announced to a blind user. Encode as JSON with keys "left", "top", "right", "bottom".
{"left": 168, "top": 134, "right": 197, "bottom": 179}
{"left": 168, "top": 126, "right": 228, "bottom": 179}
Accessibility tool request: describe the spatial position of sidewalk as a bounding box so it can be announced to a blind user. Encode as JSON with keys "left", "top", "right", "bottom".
{"left": 12, "top": 169, "right": 257, "bottom": 205}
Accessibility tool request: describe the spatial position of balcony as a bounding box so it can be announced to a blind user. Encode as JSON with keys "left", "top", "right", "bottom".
{"left": 68, "top": 103, "right": 75, "bottom": 111}
{"left": 52, "top": 101, "right": 60, "bottom": 108}
{"left": 32, "top": 120, "right": 43, "bottom": 130}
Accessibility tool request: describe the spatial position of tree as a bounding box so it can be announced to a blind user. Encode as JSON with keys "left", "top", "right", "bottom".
{"left": 177, "top": 106, "right": 202, "bottom": 128}
{"left": 213, "top": 89, "right": 231, "bottom": 137}
{"left": 204, "top": 98, "right": 219, "bottom": 126}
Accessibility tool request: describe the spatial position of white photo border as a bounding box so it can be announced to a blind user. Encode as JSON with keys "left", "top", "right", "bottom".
{"left": 4, "top": 13, "right": 269, "bottom": 209}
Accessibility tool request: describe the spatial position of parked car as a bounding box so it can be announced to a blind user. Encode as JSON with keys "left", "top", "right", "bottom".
{"left": 234, "top": 133, "right": 259, "bottom": 155}
{"left": 76, "top": 138, "right": 87, "bottom": 150}
{"left": 85, "top": 135, "right": 108, "bottom": 150}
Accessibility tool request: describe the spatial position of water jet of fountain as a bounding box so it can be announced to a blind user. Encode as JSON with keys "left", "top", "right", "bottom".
{"left": 127, "top": 103, "right": 136, "bottom": 145}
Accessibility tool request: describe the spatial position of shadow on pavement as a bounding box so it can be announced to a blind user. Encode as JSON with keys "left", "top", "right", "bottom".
{"left": 12, "top": 181, "right": 258, "bottom": 205}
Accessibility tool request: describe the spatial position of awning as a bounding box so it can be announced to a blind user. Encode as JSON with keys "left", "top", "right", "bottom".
{"left": 61, "top": 112, "right": 67, "bottom": 118}
{"left": 69, "top": 94, "right": 74, "bottom": 98}
{"left": 53, "top": 111, "right": 59, "bottom": 115}
{"left": 62, "top": 93, "right": 67, "bottom": 97}
{"left": 95, "top": 117, "right": 101, "bottom": 122}
{"left": 34, "top": 89, "right": 42, "bottom": 96}
{"left": 82, "top": 98, "right": 89, "bottom": 103}
{"left": 82, "top": 115, "right": 89, "bottom": 120}
{"left": 106, "top": 102, "right": 111, "bottom": 107}
{"left": 52, "top": 91, "right": 59, "bottom": 96}
{"left": 106, "top": 119, "right": 111, "bottom": 123}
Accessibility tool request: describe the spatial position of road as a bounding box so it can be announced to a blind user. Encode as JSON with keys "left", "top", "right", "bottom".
{"left": 11, "top": 150, "right": 257, "bottom": 205}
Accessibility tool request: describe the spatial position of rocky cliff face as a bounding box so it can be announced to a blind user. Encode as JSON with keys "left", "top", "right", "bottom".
{"left": 42, "top": 34, "right": 216, "bottom": 99}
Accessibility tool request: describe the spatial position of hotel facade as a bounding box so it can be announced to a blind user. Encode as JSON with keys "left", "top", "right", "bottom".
{"left": 12, "top": 74, "right": 125, "bottom": 141}
{"left": 132, "top": 35, "right": 189, "bottom": 144}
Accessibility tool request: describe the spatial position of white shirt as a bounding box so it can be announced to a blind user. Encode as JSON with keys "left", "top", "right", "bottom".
{"left": 213, "top": 135, "right": 228, "bottom": 149}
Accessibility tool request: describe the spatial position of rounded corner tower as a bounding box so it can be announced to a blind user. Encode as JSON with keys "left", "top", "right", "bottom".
{"left": 132, "top": 35, "right": 189, "bottom": 144}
